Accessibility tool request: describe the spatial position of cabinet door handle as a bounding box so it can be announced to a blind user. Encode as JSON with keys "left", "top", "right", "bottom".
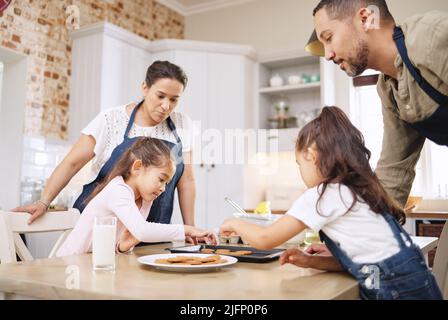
{"left": 211, "top": 164, "right": 215, "bottom": 169}
{"left": 200, "top": 163, "right": 205, "bottom": 168}
{"left": 267, "top": 136, "right": 279, "bottom": 140}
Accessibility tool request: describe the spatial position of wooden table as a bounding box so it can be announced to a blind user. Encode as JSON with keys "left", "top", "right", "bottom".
{"left": 0, "top": 242, "right": 359, "bottom": 300}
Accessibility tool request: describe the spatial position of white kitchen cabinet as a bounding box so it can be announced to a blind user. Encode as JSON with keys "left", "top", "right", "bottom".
{"left": 149, "top": 40, "right": 257, "bottom": 229}
{"left": 69, "top": 23, "right": 257, "bottom": 229}
{"left": 69, "top": 22, "right": 151, "bottom": 142}
{"left": 255, "top": 51, "right": 326, "bottom": 152}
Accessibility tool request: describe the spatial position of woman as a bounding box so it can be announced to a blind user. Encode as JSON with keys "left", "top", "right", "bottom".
{"left": 14, "top": 61, "right": 197, "bottom": 231}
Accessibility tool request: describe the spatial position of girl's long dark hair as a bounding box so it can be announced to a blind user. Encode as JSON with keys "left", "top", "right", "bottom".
{"left": 296, "top": 106, "right": 406, "bottom": 224}
{"left": 84, "top": 137, "right": 175, "bottom": 205}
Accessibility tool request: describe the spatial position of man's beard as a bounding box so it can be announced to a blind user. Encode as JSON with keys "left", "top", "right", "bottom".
{"left": 345, "top": 38, "right": 369, "bottom": 77}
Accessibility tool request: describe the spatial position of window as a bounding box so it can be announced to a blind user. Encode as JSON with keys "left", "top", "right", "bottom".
{"left": 349, "top": 72, "right": 448, "bottom": 199}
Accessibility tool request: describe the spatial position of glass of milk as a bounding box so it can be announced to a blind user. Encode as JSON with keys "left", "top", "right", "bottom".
{"left": 92, "top": 216, "right": 117, "bottom": 271}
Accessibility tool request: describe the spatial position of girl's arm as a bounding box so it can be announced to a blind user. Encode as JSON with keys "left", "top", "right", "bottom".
{"left": 220, "top": 215, "right": 307, "bottom": 250}
{"left": 110, "top": 187, "right": 185, "bottom": 243}
{"left": 115, "top": 217, "right": 216, "bottom": 253}
{"left": 12, "top": 135, "right": 95, "bottom": 224}
{"left": 177, "top": 151, "right": 196, "bottom": 226}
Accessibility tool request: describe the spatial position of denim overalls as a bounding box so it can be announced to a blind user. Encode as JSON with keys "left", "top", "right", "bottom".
{"left": 393, "top": 26, "right": 448, "bottom": 146}
{"left": 73, "top": 99, "right": 185, "bottom": 225}
{"left": 320, "top": 212, "right": 443, "bottom": 300}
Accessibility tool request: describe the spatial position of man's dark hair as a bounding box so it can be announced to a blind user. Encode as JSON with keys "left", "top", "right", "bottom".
{"left": 313, "top": 0, "right": 394, "bottom": 23}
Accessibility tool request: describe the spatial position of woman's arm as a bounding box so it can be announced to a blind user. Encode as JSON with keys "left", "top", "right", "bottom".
{"left": 12, "top": 135, "right": 96, "bottom": 224}
{"left": 177, "top": 151, "right": 196, "bottom": 226}
{"left": 220, "top": 215, "right": 307, "bottom": 250}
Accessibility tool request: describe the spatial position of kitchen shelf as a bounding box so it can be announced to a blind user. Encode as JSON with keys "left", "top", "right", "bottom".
{"left": 259, "top": 82, "right": 321, "bottom": 95}
{"left": 256, "top": 53, "right": 323, "bottom": 149}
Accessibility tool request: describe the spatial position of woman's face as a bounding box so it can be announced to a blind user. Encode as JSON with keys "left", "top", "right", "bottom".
{"left": 141, "top": 78, "right": 184, "bottom": 125}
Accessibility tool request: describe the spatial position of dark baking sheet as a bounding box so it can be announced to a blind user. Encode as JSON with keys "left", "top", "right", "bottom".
{"left": 165, "top": 244, "right": 285, "bottom": 263}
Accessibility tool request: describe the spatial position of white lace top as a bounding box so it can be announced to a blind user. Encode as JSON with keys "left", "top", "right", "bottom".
{"left": 81, "top": 104, "right": 194, "bottom": 182}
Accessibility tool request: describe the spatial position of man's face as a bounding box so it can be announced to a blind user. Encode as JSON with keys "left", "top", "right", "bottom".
{"left": 314, "top": 8, "right": 369, "bottom": 77}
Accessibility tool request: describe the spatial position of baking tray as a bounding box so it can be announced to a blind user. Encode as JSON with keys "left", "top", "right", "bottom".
{"left": 165, "top": 244, "right": 285, "bottom": 263}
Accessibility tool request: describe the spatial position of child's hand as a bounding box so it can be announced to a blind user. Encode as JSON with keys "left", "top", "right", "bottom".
{"left": 279, "top": 248, "right": 312, "bottom": 268}
{"left": 118, "top": 228, "right": 140, "bottom": 253}
{"left": 305, "top": 243, "right": 332, "bottom": 257}
{"left": 184, "top": 226, "right": 217, "bottom": 245}
{"left": 219, "top": 218, "right": 238, "bottom": 237}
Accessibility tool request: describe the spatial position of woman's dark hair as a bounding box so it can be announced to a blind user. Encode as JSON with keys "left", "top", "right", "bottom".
{"left": 296, "top": 106, "right": 405, "bottom": 224}
{"left": 145, "top": 60, "right": 188, "bottom": 89}
{"left": 84, "top": 137, "right": 175, "bottom": 205}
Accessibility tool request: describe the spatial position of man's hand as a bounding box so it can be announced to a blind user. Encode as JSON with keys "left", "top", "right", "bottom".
{"left": 279, "top": 248, "right": 312, "bottom": 268}
{"left": 304, "top": 243, "right": 332, "bottom": 256}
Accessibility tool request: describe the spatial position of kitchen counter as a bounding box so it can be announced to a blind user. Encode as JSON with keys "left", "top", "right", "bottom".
{"left": 407, "top": 210, "right": 448, "bottom": 219}
{"left": 0, "top": 242, "right": 359, "bottom": 300}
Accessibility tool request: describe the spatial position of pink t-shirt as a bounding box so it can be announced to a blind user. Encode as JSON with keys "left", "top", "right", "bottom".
{"left": 56, "top": 176, "right": 185, "bottom": 257}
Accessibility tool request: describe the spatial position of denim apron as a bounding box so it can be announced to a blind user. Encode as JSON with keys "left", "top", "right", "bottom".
{"left": 393, "top": 27, "right": 448, "bottom": 146}
{"left": 73, "top": 99, "right": 185, "bottom": 225}
{"left": 319, "top": 212, "right": 443, "bottom": 300}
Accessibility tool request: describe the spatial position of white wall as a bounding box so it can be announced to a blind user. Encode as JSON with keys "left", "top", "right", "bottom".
{"left": 0, "top": 62, "right": 3, "bottom": 111}
{"left": 0, "top": 48, "right": 27, "bottom": 212}
{"left": 186, "top": 0, "right": 448, "bottom": 54}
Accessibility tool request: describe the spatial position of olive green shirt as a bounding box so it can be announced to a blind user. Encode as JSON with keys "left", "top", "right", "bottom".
{"left": 376, "top": 11, "right": 448, "bottom": 207}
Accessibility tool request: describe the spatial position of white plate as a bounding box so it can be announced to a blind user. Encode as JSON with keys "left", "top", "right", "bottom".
{"left": 137, "top": 253, "right": 238, "bottom": 273}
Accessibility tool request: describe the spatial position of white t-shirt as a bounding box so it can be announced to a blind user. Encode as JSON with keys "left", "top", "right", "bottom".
{"left": 82, "top": 104, "right": 195, "bottom": 182}
{"left": 286, "top": 183, "right": 400, "bottom": 264}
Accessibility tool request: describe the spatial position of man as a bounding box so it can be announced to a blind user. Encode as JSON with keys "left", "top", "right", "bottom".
{"left": 306, "top": 0, "right": 448, "bottom": 207}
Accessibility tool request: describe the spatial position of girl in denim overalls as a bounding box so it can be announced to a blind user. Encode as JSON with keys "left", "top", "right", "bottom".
{"left": 220, "top": 106, "right": 443, "bottom": 300}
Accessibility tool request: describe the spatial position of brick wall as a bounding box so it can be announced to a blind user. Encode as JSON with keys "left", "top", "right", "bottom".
{"left": 0, "top": 0, "right": 184, "bottom": 140}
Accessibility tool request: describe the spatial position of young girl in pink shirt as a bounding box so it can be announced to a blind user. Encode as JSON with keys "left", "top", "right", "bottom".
{"left": 57, "top": 137, "right": 215, "bottom": 257}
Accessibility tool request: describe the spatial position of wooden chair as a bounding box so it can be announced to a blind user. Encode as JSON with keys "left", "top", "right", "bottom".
{"left": 0, "top": 209, "right": 80, "bottom": 264}
{"left": 432, "top": 221, "right": 448, "bottom": 299}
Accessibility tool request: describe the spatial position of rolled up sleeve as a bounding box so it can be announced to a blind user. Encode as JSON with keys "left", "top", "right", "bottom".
{"left": 375, "top": 104, "right": 425, "bottom": 207}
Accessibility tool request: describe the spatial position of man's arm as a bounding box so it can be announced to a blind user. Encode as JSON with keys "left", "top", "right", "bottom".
{"left": 375, "top": 104, "right": 426, "bottom": 207}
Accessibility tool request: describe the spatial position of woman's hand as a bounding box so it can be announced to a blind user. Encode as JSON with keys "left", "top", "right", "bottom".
{"left": 184, "top": 226, "right": 217, "bottom": 245}
{"left": 279, "top": 248, "right": 312, "bottom": 268}
{"left": 118, "top": 229, "right": 140, "bottom": 253}
{"left": 11, "top": 201, "right": 48, "bottom": 225}
{"left": 11, "top": 135, "right": 96, "bottom": 225}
